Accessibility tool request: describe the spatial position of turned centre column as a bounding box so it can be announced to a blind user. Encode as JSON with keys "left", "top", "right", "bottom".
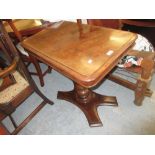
{"left": 74, "top": 83, "right": 93, "bottom": 104}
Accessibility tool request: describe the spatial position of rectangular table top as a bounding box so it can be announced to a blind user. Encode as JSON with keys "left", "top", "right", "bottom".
{"left": 22, "top": 21, "right": 137, "bottom": 87}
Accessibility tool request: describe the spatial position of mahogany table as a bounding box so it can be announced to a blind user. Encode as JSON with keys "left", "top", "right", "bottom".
{"left": 22, "top": 21, "right": 137, "bottom": 127}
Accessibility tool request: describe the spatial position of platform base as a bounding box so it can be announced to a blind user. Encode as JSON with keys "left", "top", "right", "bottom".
{"left": 57, "top": 83, "right": 118, "bottom": 127}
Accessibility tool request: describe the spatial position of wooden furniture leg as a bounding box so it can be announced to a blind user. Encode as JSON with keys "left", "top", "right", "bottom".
{"left": 21, "top": 54, "right": 52, "bottom": 87}
{"left": 18, "top": 58, "right": 53, "bottom": 105}
{"left": 57, "top": 82, "right": 118, "bottom": 127}
{"left": 108, "top": 74, "right": 153, "bottom": 97}
{"left": 47, "top": 66, "right": 52, "bottom": 73}
{"left": 108, "top": 50, "right": 155, "bottom": 105}
{"left": 30, "top": 55, "right": 45, "bottom": 87}
{"left": 134, "top": 59, "right": 154, "bottom": 105}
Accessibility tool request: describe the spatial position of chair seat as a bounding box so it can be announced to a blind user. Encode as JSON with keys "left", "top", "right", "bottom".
{"left": 3, "top": 19, "right": 42, "bottom": 32}
{"left": 0, "top": 71, "right": 29, "bottom": 104}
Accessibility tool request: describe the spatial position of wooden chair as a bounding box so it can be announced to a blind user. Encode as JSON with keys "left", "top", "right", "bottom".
{"left": 3, "top": 19, "right": 51, "bottom": 40}
{"left": 2, "top": 19, "right": 53, "bottom": 87}
{"left": 86, "top": 19, "right": 155, "bottom": 105}
{"left": 120, "top": 19, "right": 155, "bottom": 47}
{"left": 0, "top": 20, "right": 54, "bottom": 135}
{"left": 121, "top": 19, "right": 155, "bottom": 27}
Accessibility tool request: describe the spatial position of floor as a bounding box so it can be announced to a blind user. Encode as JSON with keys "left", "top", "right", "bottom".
{"left": 2, "top": 63, "right": 155, "bottom": 135}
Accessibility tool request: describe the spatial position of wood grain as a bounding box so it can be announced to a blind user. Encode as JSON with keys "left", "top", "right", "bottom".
{"left": 22, "top": 21, "right": 137, "bottom": 87}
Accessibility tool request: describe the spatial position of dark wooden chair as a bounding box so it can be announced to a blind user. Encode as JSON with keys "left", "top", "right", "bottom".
{"left": 3, "top": 19, "right": 53, "bottom": 87}
{"left": 121, "top": 19, "right": 155, "bottom": 27}
{"left": 120, "top": 19, "right": 155, "bottom": 47}
{"left": 0, "top": 20, "right": 54, "bottom": 135}
{"left": 87, "top": 19, "right": 155, "bottom": 105}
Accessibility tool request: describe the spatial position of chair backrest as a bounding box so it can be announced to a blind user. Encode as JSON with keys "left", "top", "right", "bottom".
{"left": 121, "top": 19, "right": 155, "bottom": 27}
{"left": 0, "top": 20, "right": 35, "bottom": 85}
{"left": 4, "top": 19, "right": 23, "bottom": 42}
{"left": 3, "top": 19, "right": 52, "bottom": 43}
{"left": 0, "top": 21, "right": 19, "bottom": 63}
{"left": 87, "top": 19, "right": 121, "bottom": 29}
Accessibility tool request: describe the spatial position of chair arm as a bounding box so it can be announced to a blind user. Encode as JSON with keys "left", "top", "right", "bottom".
{"left": 0, "top": 56, "right": 19, "bottom": 78}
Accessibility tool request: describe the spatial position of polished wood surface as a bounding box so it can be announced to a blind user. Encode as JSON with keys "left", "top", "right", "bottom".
{"left": 22, "top": 21, "right": 137, "bottom": 88}
{"left": 22, "top": 21, "right": 137, "bottom": 126}
{"left": 86, "top": 19, "right": 155, "bottom": 105}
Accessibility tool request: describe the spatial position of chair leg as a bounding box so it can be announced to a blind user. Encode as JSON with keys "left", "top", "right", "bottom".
{"left": 48, "top": 66, "right": 52, "bottom": 73}
{"left": 134, "top": 58, "right": 154, "bottom": 106}
{"left": 0, "top": 104, "right": 15, "bottom": 116}
{"left": 0, "top": 105, "right": 17, "bottom": 132}
{"left": 42, "top": 66, "right": 52, "bottom": 76}
{"left": 0, "top": 122, "right": 10, "bottom": 135}
{"left": 26, "top": 62, "right": 31, "bottom": 67}
{"left": 1, "top": 101, "right": 47, "bottom": 135}
{"left": 30, "top": 56, "right": 45, "bottom": 87}
{"left": 19, "top": 57, "right": 54, "bottom": 105}
{"left": 134, "top": 80, "right": 148, "bottom": 106}
{"left": 145, "top": 88, "right": 153, "bottom": 97}
{"left": 9, "top": 115, "right": 18, "bottom": 128}
{"left": 11, "top": 101, "right": 46, "bottom": 135}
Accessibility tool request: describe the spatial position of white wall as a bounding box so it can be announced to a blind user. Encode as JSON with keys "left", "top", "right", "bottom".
{"left": 65, "top": 19, "right": 87, "bottom": 24}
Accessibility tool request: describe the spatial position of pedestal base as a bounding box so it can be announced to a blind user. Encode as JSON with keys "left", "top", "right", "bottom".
{"left": 57, "top": 83, "right": 118, "bottom": 127}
